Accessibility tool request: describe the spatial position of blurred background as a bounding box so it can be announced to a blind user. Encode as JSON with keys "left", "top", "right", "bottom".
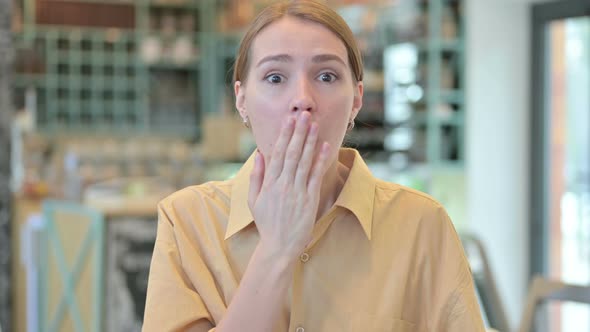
{"left": 0, "top": 0, "right": 588, "bottom": 331}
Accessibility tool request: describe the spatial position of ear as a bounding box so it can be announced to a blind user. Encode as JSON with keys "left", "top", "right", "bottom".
{"left": 350, "top": 81, "right": 364, "bottom": 121}
{"left": 234, "top": 81, "right": 247, "bottom": 119}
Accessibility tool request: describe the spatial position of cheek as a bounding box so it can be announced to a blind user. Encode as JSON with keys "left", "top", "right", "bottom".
{"left": 317, "top": 89, "right": 355, "bottom": 124}
{"left": 244, "top": 88, "right": 287, "bottom": 156}
{"left": 315, "top": 91, "right": 355, "bottom": 147}
{"left": 246, "top": 84, "right": 286, "bottom": 115}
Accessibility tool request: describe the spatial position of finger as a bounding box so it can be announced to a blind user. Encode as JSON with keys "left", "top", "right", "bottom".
{"left": 294, "top": 121, "right": 318, "bottom": 189}
{"left": 281, "top": 112, "right": 311, "bottom": 180}
{"left": 248, "top": 150, "right": 265, "bottom": 211}
{"left": 307, "top": 142, "right": 331, "bottom": 196}
{"left": 266, "top": 116, "right": 295, "bottom": 181}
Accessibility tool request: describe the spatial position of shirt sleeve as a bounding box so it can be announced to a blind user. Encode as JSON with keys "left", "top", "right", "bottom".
{"left": 443, "top": 279, "right": 488, "bottom": 332}
{"left": 142, "top": 203, "right": 216, "bottom": 332}
{"left": 430, "top": 207, "right": 487, "bottom": 332}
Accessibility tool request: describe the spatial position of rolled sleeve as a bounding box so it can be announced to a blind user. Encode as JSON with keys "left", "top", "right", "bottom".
{"left": 432, "top": 208, "right": 486, "bottom": 332}
{"left": 142, "top": 204, "right": 215, "bottom": 332}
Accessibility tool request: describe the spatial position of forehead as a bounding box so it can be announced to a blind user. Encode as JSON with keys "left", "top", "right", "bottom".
{"left": 250, "top": 16, "right": 349, "bottom": 64}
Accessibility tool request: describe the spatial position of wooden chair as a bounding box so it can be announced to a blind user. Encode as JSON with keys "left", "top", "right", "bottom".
{"left": 461, "top": 234, "right": 511, "bottom": 332}
{"left": 518, "top": 276, "right": 590, "bottom": 332}
{"left": 38, "top": 200, "right": 105, "bottom": 332}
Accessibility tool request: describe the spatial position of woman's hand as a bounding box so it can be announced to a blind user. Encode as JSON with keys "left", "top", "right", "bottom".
{"left": 248, "top": 111, "right": 331, "bottom": 261}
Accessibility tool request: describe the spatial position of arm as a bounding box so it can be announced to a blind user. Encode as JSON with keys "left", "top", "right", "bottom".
{"left": 217, "top": 112, "right": 330, "bottom": 332}
{"left": 443, "top": 277, "right": 487, "bottom": 332}
{"left": 142, "top": 202, "right": 299, "bottom": 332}
{"left": 430, "top": 208, "right": 486, "bottom": 332}
{"left": 145, "top": 112, "right": 329, "bottom": 332}
{"left": 143, "top": 205, "right": 216, "bottom": 332}
{"left": 214, "top": 242, "right": 295, "bottom": 332}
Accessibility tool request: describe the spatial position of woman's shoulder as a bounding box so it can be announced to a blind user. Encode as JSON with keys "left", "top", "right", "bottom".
{"left": 370, "top": 179, "right": 457, "bottom": 240}
{"left": 373, "top": 179, "right": 446, "bottom": 212}
{"left": 158, "top": 179, "right": 234, "bottom": 212}
{"left": 372, "top": 180, "right": 464, "bottom": 261}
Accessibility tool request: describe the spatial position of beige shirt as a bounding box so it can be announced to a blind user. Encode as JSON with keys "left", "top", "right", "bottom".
{"left": 143, "top": 148, "right": 485, "bottom": 332}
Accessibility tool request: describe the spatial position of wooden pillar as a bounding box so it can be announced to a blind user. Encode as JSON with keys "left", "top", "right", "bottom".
{"left": 0, "top": 0, "right": 13, "bottom": 330}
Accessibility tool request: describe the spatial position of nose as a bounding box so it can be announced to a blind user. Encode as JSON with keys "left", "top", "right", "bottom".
{"left": 289, "top": 77, "right": 316, "bottom": 113}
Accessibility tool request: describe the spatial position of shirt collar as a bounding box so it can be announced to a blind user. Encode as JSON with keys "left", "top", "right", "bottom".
{"left": 225, "top": 148, "right": 376, "bottom": 240}
{"left": 333, "top": 148, "right": 376, "bottom": 240}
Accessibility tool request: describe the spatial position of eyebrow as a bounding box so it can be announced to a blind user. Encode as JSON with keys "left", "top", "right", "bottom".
{"left": 255, "top": 53, "right": 347, "bottom": 68}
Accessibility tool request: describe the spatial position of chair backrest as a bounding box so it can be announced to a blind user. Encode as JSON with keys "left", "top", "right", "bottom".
{"left": 518, "top": 276, "right": 590, "bottom": 332}
{"left": 461, "top": 234, "right": 511, "bottom": 332}
{"left": 39, "top": 200, "right": 105, "bottom": 332}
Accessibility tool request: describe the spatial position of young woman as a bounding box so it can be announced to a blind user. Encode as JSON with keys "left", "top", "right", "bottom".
{"left": 143, "top": 1, "right": 485, "bottom": 331}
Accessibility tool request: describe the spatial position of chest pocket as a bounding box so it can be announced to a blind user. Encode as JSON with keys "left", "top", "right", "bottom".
{"left": 350, "top": 314, "right": 417, "bottom": 332}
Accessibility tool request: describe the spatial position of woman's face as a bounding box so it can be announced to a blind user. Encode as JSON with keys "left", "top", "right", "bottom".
{"left": 235, "top": 16, "right": 363, "bottom": 163}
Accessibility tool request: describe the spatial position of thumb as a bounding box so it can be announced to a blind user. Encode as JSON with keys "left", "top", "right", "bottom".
{"left": 248, "top": 150, "right": 264, "bottom": 210}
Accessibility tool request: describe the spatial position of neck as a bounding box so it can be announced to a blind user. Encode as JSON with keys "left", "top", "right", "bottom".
{"left": 316, "top": 153, "right": 350, "bottom": 221}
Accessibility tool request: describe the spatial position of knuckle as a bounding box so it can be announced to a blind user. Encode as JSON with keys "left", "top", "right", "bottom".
{"left": 299, "top": 152, "right": 311, "bottom": 162}
{"left": 285, "top": 148, "right": 299, "bottom": 160}
{"left": 276, "top": 179, "right": 292, "bottom": 195}
{"left": 261, "top": 180, "right": 273, "bottom": 191}
{"left": 273, "top": 148, "right": 282, "bottom": 158}
{"left": 294, "top": 168, "right": 304, "bottom": 177}
{"left": 285, "top": 154, "right": 297, "bottom": 162}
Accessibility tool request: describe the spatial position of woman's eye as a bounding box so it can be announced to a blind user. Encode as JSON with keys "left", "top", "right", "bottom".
{"left": 265, "top": 74, "right": 283, "bottom": 84}
{"left": 318, "top": 72, "right": 337, "bottom": 82}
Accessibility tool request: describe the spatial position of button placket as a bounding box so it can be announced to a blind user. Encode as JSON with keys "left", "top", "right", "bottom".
{"left": 290, "top": 211, "right": 340, "bottom": 332}
{"left": 299, "top": 252, "right": 310, "bottom": 263}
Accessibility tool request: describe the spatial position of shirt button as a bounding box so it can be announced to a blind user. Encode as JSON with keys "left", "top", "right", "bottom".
{"left": 296, "top": 327, "right": 305, "bottom": 332}
{"left": 300, "top": 252, "right": 310, "bottom": 262}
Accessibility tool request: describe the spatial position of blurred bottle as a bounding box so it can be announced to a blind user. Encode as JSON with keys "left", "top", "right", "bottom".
{"left": 173, "top": 13, "right": 198, "bottom": 65}
{"left": 63, "top": 150, "right": 83, "bottom": 201}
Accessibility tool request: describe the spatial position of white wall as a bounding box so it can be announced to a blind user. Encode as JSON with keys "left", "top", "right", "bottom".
{"left": 465, "top": 0, "right": 556, "bottom": 328}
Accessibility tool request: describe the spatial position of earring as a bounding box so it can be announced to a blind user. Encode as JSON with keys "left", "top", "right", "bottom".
{"left": 243, "top": 116, "right": 250, "bottom": 129}
{"left": 347, "top": 119, "right": 355, "bottom": 131}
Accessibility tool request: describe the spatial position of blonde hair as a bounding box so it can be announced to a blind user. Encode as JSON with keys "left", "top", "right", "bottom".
{"left": 232, "top": 0, "right": 363, "bottom": 84}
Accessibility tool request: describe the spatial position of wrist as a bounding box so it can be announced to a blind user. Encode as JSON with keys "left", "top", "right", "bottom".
{"left": 254, "top": 241, "right": 298, "bottom": 271}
